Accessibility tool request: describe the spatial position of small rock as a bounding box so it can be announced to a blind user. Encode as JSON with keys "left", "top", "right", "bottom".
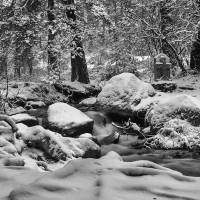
{"left": 11, "top": 113, "right": 38, "bottom": 126}
{"left": 129, "top": 123, "right": 141, "bottom": 135}
{"left": 178, "top": 85, "right": 195, "bottom": 90}
{"left": 7, "top": 107, "right": 26, "bottom": 116}
{"left": 11, "top": 83, "right": 19, "bottom": 88}
{"left": 85, "top": 111, "right": 118, "bottom": 145}
{"left": 79, "top": 133, "right": 93, "bottom": 139}
{"left": 79, "top": 97, "right": 97, "bottom": 106}
{"left": 99, "top": 131, "right": 120, "bottom": 145}
{"left": 151, "top": 81, "right": 177, "bottom": 92}
{"left": 25, "top": 101, "right": 46, "bottom": 109}
{"left": 142, "top": 126, "right": 151, "bottom": 136}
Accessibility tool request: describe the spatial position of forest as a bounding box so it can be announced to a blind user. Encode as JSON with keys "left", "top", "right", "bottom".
{"left": 1, "top": 1, "right": 200, "bottom": 200}
{"left": 0, "top": 0, "right": 200, "bottom": 83}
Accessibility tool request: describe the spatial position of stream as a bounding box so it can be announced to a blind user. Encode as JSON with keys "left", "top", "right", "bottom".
{"left": 27, "top": 105, "right": 200, "bottom": 177}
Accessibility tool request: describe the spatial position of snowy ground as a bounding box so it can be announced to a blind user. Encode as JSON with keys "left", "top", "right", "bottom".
{"left": 173, "top": 73, "right": 200, "bottom": 100}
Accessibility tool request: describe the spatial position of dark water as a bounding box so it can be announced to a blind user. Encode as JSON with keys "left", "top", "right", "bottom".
{"left": 28, "top": 106, "right": 48, "bottom": 128}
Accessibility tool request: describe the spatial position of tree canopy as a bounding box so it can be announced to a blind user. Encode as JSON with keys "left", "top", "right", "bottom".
{"left": 0, "top": 0, "right": 200, "bottom": 82}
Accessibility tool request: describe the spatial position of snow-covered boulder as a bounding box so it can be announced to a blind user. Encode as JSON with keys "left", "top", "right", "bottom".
{"left": 7, "top": 106, "right": 26, "bottom": 116}
{"left": 54, "top": 81, "right": 101, "bottom": 102}
{"left": 146, "top": 119, "right": 200, "bottom": 150}
{"left": 7, "top": 83, "right": 42, "bottom": 104}
{"left": 79, "top": 97, "right": 97, "bottom": 107}
{"left": 0, "top": 136, "right": 18, "bottom": 156}
{"left": 47, "top": 102, "right": 94, "bottom": 136}
{"left": 17, "top": 125, "right": 100, "bottom": 160}
{"left": 11, "top": 113, "right": 38, "bottom": 126}
{"left": 96, "top": 73, "right": 155, "bottom": 116}
{"left": 79, "top": 133, "right": 93, "bottom": 139}
{"left": 25, "top": 101, "right": 46, "bottom": 109}
{"left": 146, "top": 94, "right": 200, "bottom": 134}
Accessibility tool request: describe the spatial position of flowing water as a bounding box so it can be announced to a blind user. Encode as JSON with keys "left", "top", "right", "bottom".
{"left": 28, "top": 105, "right": 200, "bottom": 177}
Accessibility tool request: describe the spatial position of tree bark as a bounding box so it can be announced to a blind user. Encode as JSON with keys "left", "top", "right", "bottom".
{"left": 47, "top": 0, "right": 59, "bottom": 82}
{"left": 190, "top": 0, "right": 200, "bottom": 70}
{"left": 0, "top": 3, "right": 13, "bottom": 77}
{"left": 160, "top": 0, "right": 186, "bottom": 72}
{"left": 0, "top": 56, "right": 7, "bottom": 76}
{"left": 61, "top": 0, "right": 90, "bottom": 84}
{"left": 190, "top": 25, "right": 200, "bottom": 70}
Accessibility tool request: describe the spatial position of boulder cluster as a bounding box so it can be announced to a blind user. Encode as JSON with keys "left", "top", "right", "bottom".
{"left": 0, "top": 81, "right": 102, "bottom": 170}
{"left": 1, "top": 73, "right": 200, "bottom": 171}
{"left": 95, "top": 73, "right": 200, "bottom": 150}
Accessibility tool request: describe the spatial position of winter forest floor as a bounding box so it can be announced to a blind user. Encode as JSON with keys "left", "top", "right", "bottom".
{"left": 172, "top": 73, "right": 200, "bottom": 98}
{"left": 1, "top": 72, "right": 200, "bottom": 200}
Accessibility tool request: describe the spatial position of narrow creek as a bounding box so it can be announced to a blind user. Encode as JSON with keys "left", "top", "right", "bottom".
{"left": 27, "top": 104, "right": 200, "bottom": 177}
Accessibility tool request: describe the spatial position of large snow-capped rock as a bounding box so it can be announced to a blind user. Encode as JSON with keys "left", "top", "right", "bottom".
{"left": 146, "top": 94, "right": 200, "bottom": 134}
{"left": 96, "top": 73, "right": 155, "bottom": 116}
{"left": 144, "top": 94, "right": 200, "bottom": 150}
{"left": 146, "top": 119, "right": 200, "bottom": 150}
{"left": 17, "top": 124, "right": 100, "bottom": 161}
{"left": 0, "top": 123, "right": 101, "bottom": 170}
{"left": 47, "top": 102, "right": 94, "bottom": 136}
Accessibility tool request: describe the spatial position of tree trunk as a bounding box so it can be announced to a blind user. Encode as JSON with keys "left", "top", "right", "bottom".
{"left": 162, "top": 38, "right": 186, "bottom": 72}
{"left": 14, "top": 35, "right": 22, "bottom": 78}
{"left": 0, "top": 56, "right": 7, "bottom": 76}
{"left": 61, "top": 0, "right": 90, "bottom": 84}
{"left": 21, "top": 46, "right": 33, "bottom": 75}
{"left": 160, "top": 0, "right": 186, "bottom": 72}
{"left": 47, "top": 0, "right": 59, "bottom": 83}
{"left": 190, "top": 26, "right": 200, "bottom": 70}
{"left": 0, "top": 2, "right": 14, "bottom": 78}
{"left": 190, "top": 0, "right": 200, "bottom": 70}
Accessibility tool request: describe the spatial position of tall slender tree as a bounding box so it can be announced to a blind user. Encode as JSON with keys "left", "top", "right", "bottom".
{"left": 0, "top": 1, "right": 15, "bottom": 77}
{"left": 61, "top": 0, "right": 90, "bottom": 84}
{"left": 190, "top": 0, "right": 200, "bottom": 70}
{"left": 48, "top": 0, "right": 60, "bottom": 82}
{"left": 160, "top": 0, "right": 186, "bottom": 72}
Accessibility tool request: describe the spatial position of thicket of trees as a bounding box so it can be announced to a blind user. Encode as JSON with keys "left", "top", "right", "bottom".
{"left": 0, "top": 0, "right": 200, "bottom": 83}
